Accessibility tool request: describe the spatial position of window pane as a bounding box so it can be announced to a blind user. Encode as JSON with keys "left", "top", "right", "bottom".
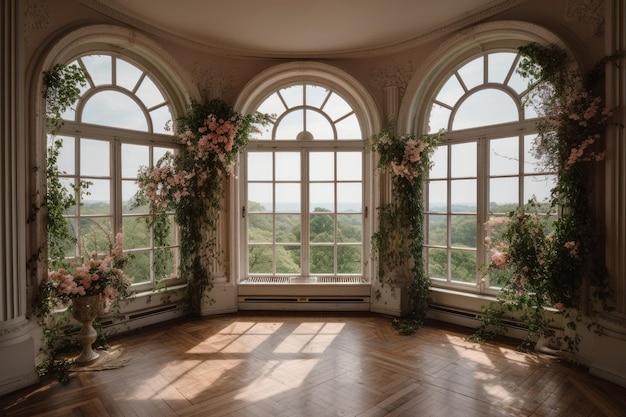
{"left": 436, "top": 75, "right": 465, "bottom": 106}
{"left": 276, "top": 214, "right": 300, "bottom": 243}
{"left": 275, "top": 110, "right": 303, "bottom": 140}
{"left": 82, "top": 55, "right": 111, "bottom": 86}
{"left": 53, "top": 135, "right": 75, "bottom": 175}
{"left": 524, "top": 174, "right": 555, "bottom": 207}
{"left": 428, "top": 248, "right": 448, "bottom": 279}
{"left": 248, "top": 152, "right": 273, "bottom": 181}
{"left": 280, "top": 85, "right": 303, "bottom": 109}
{"left": 310, "top": 152, "right": 334, "bottom": 181}
{"left": 488, "top": 53, "right": 516, "bottom": 84}
{"left": 337, "top": 183, "right": 361, "bottom": 212}
{"left": 335, "top": 114, "right": 361, "bottom": 140}
{"left": 79, "top": 217, "right": 112, "bottom": 254}
{"left": 453, "top": 89, "right": 519, "bottom": 130}
{"left": 122, "top": 144, "right": 149, "bottom": 178}
{"left": 135, "top": 76, "right": 165, "bottom": 108}
{"left": 81, "top": 179, "right": 110, "bottom": 214}
{"left": 490, "top": 177, "right": 519, "bottom": 211}
{"left": 124, "top": 250, "right": 151, "bottom": 284}
{"left": 248, "top": 183, "right": 273, "bottom": 212}
{"left": 310, "top": 246, "right": 334, "bottom": 274}
{"left": 122, "top": 180, "right": 141, "bottom": 213}
{"left": 490, "top": 137, "right": 519, "bottom": 176}
{"left": 276, "top": 246, "right": 301, "bottom": 273}
{"left": 116, "top": 58, "right": 142, "bottom": 91}
{"left": 427, "top": 214, "right": 447, "bottom": 246}
{"left": 307, "top": 109, "right": 334, "bottom": 140}
{"left": 451, "top": 143, "right": 476, "bottom": 177}
{"left": 81, "top": 139, "right": 110, "bottom": 176}
{"left": 310, "top": 213, "right": 334, "bottom": 242}
{"left": 82, "top": 91, "right": 148, "bottom": 131}
{"left": 429, "top": 103, "right": 451, "bottom": 133}
{"left": 457, "top": 56, "right": 483, "bottom": 90}
{"left": 337, "top": 214, "right": 362, "bottom": 243}
{"left": 337, "top": 152, "right": 361, "bottom": 180}
{"left": 276, "top": 152, "right": 300, "bottom": 181}
{"left": 428, "top": 180, "right": 447, "bottom": 212}
{"left": 450, "top": 250, "right": 476, "bottom": 283}
{"left": 276, "top": 183, "right": 300, "bottom": 212}
{"left": 249, "top": 246, "right": 273, "bottom": 274}
{"left": 323, "top": 93, "right": 352, "bottom": 121}
{"left": 451, "top": 179, "right": 476, "bottom": 212}
{"left": 429, "top": 146, "right": 448, "bottom": 179}
{"left": 310, "top": 183, "right": 334, "bottom": 212}
{"left": 451, "top": 215, "right": 476, "bottom": 247}
{"left": 122, "top": 216, "right": 150, "bottom": 249}
{"left": 150, "top": 106, "right": 172, "bottom": 134}
{"left": 257, "top": 93, "right": 285, "bottom": 117}
{"left": 337, "top": 246, "right": 361, "bottom": 273}
{"left": 248, "top": 214, "right": 273, "bottom": 243}
{"left": 306, "top": 84, "right": 329, "bottom": 108}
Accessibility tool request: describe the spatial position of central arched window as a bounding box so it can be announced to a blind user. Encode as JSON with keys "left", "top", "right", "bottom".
{"left": 241, "top": 83, "right": 367, "bottom": 282}
{"left": 424, "top": 50, "right": 556, "bottom": 293}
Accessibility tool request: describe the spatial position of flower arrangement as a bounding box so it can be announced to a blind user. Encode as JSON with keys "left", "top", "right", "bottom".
{"left": 134, "top": 99, "right": 270, "bottom": 311}
{"left": 38, "top": 232, "right": 133, "bottom": 316}
{"left": 371, "top": 128, "right": 443, "bottom": 334}
{"left": 471, "top": 43, "right": 616, "bottom": 353}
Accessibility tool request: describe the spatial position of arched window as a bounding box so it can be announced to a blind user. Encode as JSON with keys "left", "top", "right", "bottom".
{"left": 54, "top": 53, "right": 182, "bottom": 290}
{"left": 424, "top": 50, "right": 556, "bottom": 292}
{"left": 240, "top": 81, "right": 371, "bottom": 283}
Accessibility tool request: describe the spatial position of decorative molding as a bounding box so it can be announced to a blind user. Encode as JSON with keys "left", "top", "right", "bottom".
{"left": 0, "top": 317, "right": 32, "bottom": 341}
{"left": 370, "top": 61, "right": 415, "bottom": 100}
{"left": 192, "top": 62, "right": 236, "bottom": 101}
{"left": 77, "top": 0, "right": 528, "bottom": 59}
{"left": 23, "top": 0, "right": 51, "bottom": 46}
{"left": 565, "top": 0, "right": 605, "bottom": 36}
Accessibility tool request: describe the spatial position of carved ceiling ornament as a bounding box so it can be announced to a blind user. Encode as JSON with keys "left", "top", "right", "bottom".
{"left": 370, "top": 60, "right": 415, "bottom": 100}
{"left": 565, "top": 0, "right": 605, "bottom": 36}
{"left": 24, "top": 0, "right": 51, "bottom": 46}
{"left": 192, "top": 62, "right": 236, "bottom": 101}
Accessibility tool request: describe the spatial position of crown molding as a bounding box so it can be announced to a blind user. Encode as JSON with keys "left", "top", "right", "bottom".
{"left": 77, "top": 0, "right": 528, "bottom": 59}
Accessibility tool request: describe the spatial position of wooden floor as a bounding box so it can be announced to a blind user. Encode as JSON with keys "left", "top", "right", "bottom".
{"left": 2, "top": 312, "right": 626, "bottom": 417}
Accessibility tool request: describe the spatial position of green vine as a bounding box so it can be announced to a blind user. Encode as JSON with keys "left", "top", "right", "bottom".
{"left": 471, "top": 43, "right": 615, "bottom": 354}
{"left": 32, "top": 63, "right": 90, "bottom": 381}
{"left": 371, "top": 129, "right": 444, "bottom": 334}
{"left": 134, "top": 99, "right": 270, "bottom": 313}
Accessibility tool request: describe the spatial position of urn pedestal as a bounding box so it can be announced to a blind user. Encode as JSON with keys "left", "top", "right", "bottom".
{"left": 71, "top": 295, "right": 103, "bottom": 364}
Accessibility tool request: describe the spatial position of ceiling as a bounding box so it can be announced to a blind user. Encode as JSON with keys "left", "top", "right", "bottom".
{"left": 87, "top": 0, "right": 524, "bottom": 58}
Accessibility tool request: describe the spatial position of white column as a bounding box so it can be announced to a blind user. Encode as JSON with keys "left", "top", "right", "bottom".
{"left": 0, "top": 0, "right": 37, "bottom": 395}
{"left": 601, "top": 0, "right": 626, "bottom": 337}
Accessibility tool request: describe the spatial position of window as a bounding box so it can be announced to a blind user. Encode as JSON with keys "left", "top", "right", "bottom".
{"left": 425, "top": 51, "right": 556, "bottom": 292}
{"left": 54, "top": 53, "right": 180, "bottom": 291}
{"left": 242, "top": 83, "right": 366, "bottom": 281}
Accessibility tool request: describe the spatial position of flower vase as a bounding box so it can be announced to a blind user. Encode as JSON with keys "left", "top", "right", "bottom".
{"left": 71, "top": 294, "right": 104, "bottom": 364}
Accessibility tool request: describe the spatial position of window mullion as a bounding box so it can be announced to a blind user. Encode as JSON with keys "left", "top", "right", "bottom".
{"left": 477, "top": 137, "right": 489, "bottom": 289}
{"left": 301, "top": 149, "right": 310, "bottom": 277}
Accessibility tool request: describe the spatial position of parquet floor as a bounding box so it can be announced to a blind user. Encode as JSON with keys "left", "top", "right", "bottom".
{"left": 2, "top": 312, "right": 626, "bottom": 417}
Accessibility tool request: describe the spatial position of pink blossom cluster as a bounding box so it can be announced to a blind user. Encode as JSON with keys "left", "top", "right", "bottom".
{"left": 564, "top": 240, "right": 580, "bottom": 260}
{"left": 179, "top": 115, "right": 240, "bottom": 165}
{"left": 137, "top": 159, "right": 193, "bottom": 210}
{"left": 490, "top": 249, "right": 510, "bottom": 269}
{"left": 566, "top": 134, "right": 605, "bottom": 166}
{"left": 45, "top": 233, "right": 131, "bottom": 312}
{"left": 391, "top": 138, "right": 428, "bottom": 181}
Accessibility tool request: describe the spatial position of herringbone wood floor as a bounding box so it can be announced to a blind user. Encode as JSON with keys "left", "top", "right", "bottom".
{"left": 2, "top": 312, "right": 626, "bottom": 417}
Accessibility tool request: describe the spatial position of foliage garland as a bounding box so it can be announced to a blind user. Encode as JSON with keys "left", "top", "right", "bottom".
{"left": 134, "top": 99, "right": 270, "bottom": 312}
{"left": 371, "top": 129, "right": 443, "bottom": 334}
{"left": 471, "top": 43, "right": 615, "bottom": 353}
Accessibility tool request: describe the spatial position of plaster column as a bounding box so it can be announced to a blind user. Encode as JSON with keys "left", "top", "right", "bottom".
{"left": 601, "top": 0, "right": 626, "bottom": 338}
{"left": 0, "top": 0, "right": 38, "bottom": 396}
